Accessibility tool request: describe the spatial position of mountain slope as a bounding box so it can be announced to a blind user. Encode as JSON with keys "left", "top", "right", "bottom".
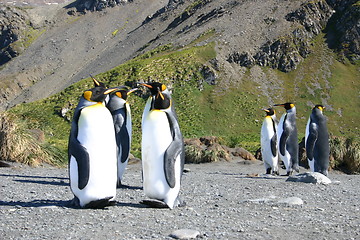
{"left": 0, "top": 0, "right": 359, "bottom": 167}
{"left": 0, "top": 0, "right": 321, "bottom": 109}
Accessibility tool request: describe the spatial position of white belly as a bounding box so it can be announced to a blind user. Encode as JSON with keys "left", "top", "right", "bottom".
{"left": 70, "top": 104, "right": 117, "bottom": 207}
{"left": 142, "top": 109, "right": 174, "bottom": 201}
{"left": 261, "top": 117, "right": 278, "bottom": 169}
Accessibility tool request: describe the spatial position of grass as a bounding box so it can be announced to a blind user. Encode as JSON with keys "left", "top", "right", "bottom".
{"left": 330, "top": 136, "right": 360, "bottom": 174}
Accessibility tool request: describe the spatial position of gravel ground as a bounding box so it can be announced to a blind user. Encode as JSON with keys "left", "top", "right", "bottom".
{"left": 1, "top": 159, "right": 360, "bottom": 239}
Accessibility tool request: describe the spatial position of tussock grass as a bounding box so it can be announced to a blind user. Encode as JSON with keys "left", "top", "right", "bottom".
{"left": 0, "top": 112, "right": 56, "bottom": 166}
{"left": 185, "top": 145, "right": 227, "bottom": 163}
{"left": 330, "top": 136, "right": 360, "bottom": 174}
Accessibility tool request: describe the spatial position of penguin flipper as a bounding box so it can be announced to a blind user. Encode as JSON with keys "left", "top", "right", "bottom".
{"left": 69, "top": 137, "right": 90, "bottom": 190}
{"left": 270, "top": 134, "right": 277, "bottom": 157}
{"left": 164, "top": 139, "right": 183, "bottom": 188}
{"left": 279, "top": 123, "right": 290, "bottom": 156}
{"left": 306, "top": 123, "right": 318, "bottom": 161}
{"left": 117, "top": 125, "right": 130, "bottom": 163}
{"left": 164, "top": 111, "right": 184, "bottom": 188}
{"left": 68, "top": 108, "right": 90, "bottom": 190}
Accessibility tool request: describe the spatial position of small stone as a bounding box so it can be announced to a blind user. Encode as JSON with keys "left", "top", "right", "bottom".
{"left": 170, "top": 229, "right": 200, "bottom": 239}
{"left": 277, "top": 197, "right": 304, "bottom": 205}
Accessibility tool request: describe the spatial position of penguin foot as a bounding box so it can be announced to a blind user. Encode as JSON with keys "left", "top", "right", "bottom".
{"left": 273, "top": 171, "right": 279, "bottom": 176}
{"left": 140, "top": 199, "right": 169, "bottom": 208}
{"left": 116, "top": 179, "right": 122, "bottom": 188}
{"left": 69, "top": 196, "right": 81, "bottom": 208}
{"left": 266, "top": 168, "right": 272, "bottom": 174}
{"left": 84, "top": 197, "right": 116, "bottom": 209}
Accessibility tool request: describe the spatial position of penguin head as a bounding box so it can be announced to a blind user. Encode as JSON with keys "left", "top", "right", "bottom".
{"left": 140, "top": 82, "right": 171, "bottom": 110}
{"left": 90, "top": 75, "right": 107, "bottom": 88}
{"left": 83, "top": 87, "right": 117, "bottom": 103}
{"left": 274, "top": 102, "right": 295, "bottom": 112}
{"left": 314, "top": 104, "right": 325, "bottom": 112}
{"left": 107, "top": 87, "right": 138, "bottom": 110}
{"left": 263, "top": 108, "right": 275, "bottom": 116}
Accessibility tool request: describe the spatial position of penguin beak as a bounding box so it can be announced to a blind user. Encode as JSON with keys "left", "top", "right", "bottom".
{"left": 90, "top": 75, "right": 101, "bottom": 87}
{"left": 127, "top": 88, "right": 139, "bottom": 95}
{"left": 262, "top": 108, "right": 270, "bottom": 112}
{"left": 104, "top": 88, "right": 119, "bottom": 95}
{"left": 140, "top": 83, "right": 152, "bottom": 89}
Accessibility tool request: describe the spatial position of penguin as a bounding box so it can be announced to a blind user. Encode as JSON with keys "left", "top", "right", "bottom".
{"left": 305, "top": 105, "right": 330, "bottom": 176}
{"left": 106, "top": 86, "right": 138, "bottom": 187}
{"left": 274, "top": 102, "right": 299, "bottom": 176}
{"left": 68, "top": 83, "right": 118, "bottom": 208}
{"left": 140, "top": 82, "right": 185, "bottom": 209}
{"left": 260, "top": 108, "right": 279, "bottom": 175}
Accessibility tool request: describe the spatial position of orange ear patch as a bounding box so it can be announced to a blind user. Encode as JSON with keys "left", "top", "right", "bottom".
{"left": 161, "top": 84, "right": 166, "bottom": 91}
{"left": 115, "top": 91, "right": 123, "bottom": 98}
{"left": 83, "top": 91, "right": 92, "bottom": 101}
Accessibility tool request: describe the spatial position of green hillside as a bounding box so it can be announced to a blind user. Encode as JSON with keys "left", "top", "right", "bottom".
{"left": 6, "top": 33, "right": 360, "bottom": 166}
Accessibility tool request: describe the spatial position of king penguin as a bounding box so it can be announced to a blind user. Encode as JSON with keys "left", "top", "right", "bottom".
{"left": 260, "top": 108, "right": 279, "bottom": 175}
{"left": 140, "top": 82, "right": 185, "bottom": 209}
{"left": 68, "top": 82, "right": 118, "bottom": 208}
{"left": 106, "top": 86, "right": 138, "bottom": 187}
{"left": 305, "top": 105, "right": 330, "bottom": 176}
{"left": 274, "top": 102, "right": 299, "bottom": 176}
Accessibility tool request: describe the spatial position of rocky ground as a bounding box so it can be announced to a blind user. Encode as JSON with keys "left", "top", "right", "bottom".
{"left": 1, "top": 159, "right": 359, "bottom": 239}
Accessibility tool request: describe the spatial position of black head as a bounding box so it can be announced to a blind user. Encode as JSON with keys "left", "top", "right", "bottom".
{"left": 263, "top": 108, "right": 275, "bottom": 116}
{"left": 314, "top": 104, "right": 325, "bottom": 111}
{"left": 141, "top": 82, "right": 171, "bottom": 110}
{"left": 274, "top": 102, "right": 294, "bottom": 110}
{"left": 83, "top": 87, "right": 116, "bottom": 103}
{"left": 113, "top": 89, "right": 129, "bottom": 101}
{"left": 90, "top": 75, "right": 106, "bottom": 88}
{"left": 141, "top": 82, "right": 166, "bottom": 95}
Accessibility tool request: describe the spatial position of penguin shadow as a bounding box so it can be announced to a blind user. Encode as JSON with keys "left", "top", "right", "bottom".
{"left": 116, "top": 201, "right": 150, "bottom": 209}
{"left": 0, "top": 173, "right": 68, "bottom": 186}
{"left": 206, "top": 172, "right": 243, "bottom": 177}
{"left": 0, "top": 199, "right": 71, "bottom": 208}
{"left": 237, "top": 175, "right": 284, "bottom": 180}
{"left": 117, "top": 184, "right": 142, "bottom": 190}
{"left": 207, "top": 171, "right": 284, "bottom": 180}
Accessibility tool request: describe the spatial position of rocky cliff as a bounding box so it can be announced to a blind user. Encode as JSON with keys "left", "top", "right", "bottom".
{"left": 0, "top": 6, "right": 31, "bottom": 66}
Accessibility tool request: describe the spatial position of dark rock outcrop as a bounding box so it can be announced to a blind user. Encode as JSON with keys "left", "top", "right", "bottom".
{"left": 228, "top": 0, "right": 359, "bottom": 71}
{"left": 71, "top": 0, "right": 132, "bottom": 12}
{"left": 228, "top": 0, "right": 335, "bottom": 72}
{"left": 325, "top": 0, "right": 360, "bottom": 62}
{"left": 0, "top": 6, "right": 31, "bottom": 66}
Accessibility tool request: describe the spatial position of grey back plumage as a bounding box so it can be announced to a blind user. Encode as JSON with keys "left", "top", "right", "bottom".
{"left": 306, "top": 106, "right": 329, "bottom": 175}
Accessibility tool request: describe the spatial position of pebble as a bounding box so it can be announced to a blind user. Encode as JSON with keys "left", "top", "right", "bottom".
{"left": 169, "top": 229, "right": 200, "bottom": 239}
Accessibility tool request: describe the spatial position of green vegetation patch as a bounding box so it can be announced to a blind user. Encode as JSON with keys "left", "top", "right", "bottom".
{"left": 5, "top": 32, "right": 360, "bottom": 171}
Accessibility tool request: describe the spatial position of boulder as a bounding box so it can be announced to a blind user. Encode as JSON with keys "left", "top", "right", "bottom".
{"left": 286, "top": 172, "right": 332, "bottom": 185}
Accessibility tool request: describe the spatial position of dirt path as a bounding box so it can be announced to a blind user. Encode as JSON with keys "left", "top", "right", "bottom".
{"left": 0, "top": 160, "right": 359, "bottom": 239}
